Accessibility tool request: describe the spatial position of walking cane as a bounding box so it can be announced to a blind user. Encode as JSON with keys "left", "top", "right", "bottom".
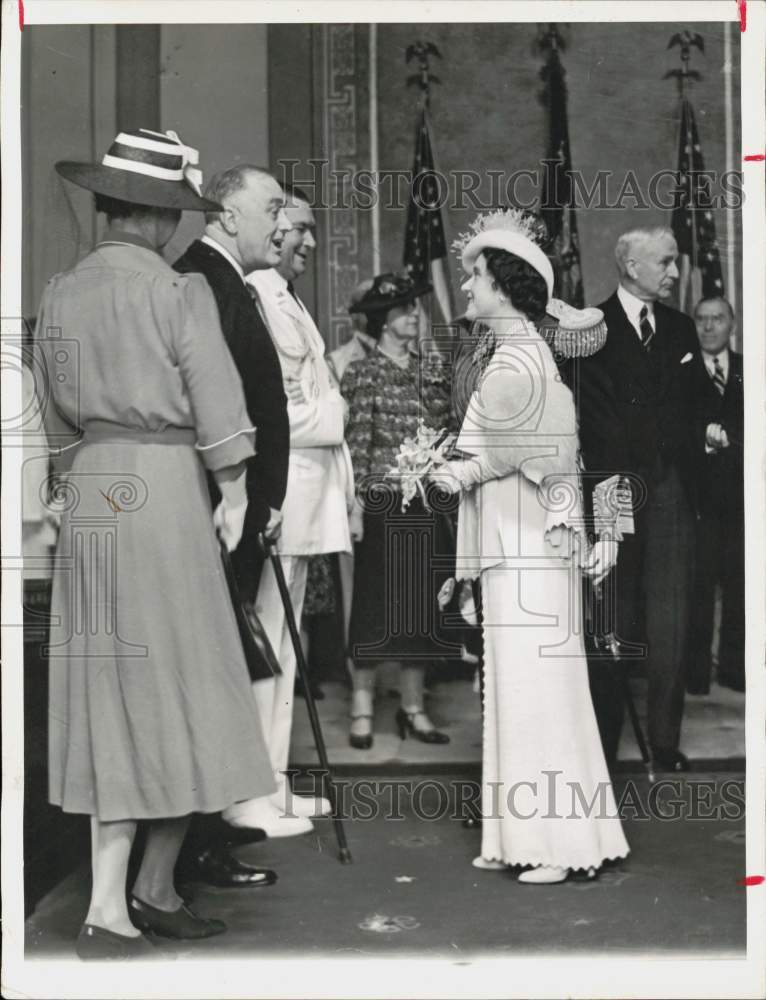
{"left": 590, "top": 580, "right": 656, "bottom": 783}
{"left": 259, "top": 535, "right": 353, "bottom": 863}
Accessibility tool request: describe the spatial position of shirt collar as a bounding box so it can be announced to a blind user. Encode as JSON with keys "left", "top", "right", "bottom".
{"left": 247, "top": 267, "right": 288, "bottom": 295}
{"left": 618, "top": 284, "right": 655, "bottom": 324}
{"left": 97, "top": 228, "right": 159, "bottom": 255}
{"left": 201, "top": 234, "right": 244, "bottom": 281}
{"left": 702, "top": 347, "right": 729, "bottom": 368}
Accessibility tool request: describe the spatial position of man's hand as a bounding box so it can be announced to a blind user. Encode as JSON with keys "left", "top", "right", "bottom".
{"left": 581, "top": 538, "right": 619, "bottom": 587}
{"left": 284, "top": 377, "right": 307, "bottom": 405}
{"left": 214, "top": 497, "right": 249, "bottom": 553}
{"left": 263, "top": 507, "right": 283, "bottom": 542}
{"left": 705, "top": 422, "right": 730, "bottom": 452}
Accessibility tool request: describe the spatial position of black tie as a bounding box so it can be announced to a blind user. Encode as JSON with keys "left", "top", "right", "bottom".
{"left": 286, "top": 281, "right": 304, "bottom": 311}
{"left": 712, "top": 356, "right": 726, "bottom": 395}
{"left": 638, "top": 305, "right": 655, "bottom": 351}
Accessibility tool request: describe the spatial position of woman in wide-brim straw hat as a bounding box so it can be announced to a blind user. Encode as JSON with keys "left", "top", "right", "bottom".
{"left": 38, "top": 129, "right": 275, "bottom": 958}
{"left": 432, "top": 209, "right": 630, "bottom": 884}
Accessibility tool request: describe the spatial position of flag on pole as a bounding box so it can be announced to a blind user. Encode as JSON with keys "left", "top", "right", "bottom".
{"left": 671, "top": 97, "right": 725, "bottom": 313}
{"left": 403, "top": 108, "right": 453, "bottom": 324}
{"left": 539, "top": 34, "right": 584, "bottom": 308}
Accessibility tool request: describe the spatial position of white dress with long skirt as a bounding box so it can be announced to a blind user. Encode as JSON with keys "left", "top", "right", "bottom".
{"left": 454, "top": 329, "right": 629, "bottom": 871}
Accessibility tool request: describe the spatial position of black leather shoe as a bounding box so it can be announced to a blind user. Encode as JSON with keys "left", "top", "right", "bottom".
{"left": 194, "top": 847, "right": 278, "bottom": 888}
{"left": 129, "top": 895, "right": 226, "bottom": 939}
{"left": 651, "top": 748, "right": 691, "bottom": 772}
{"left": 76, "top": 923, "right": 156, "bottom": 961}
{"left": 349, "top": 714, "right": 373, "bottom": 750}
{"left": 686, "top": 683, "right": 710, "bottom": 696}
{"left": 211, "top": 816, "right": 268, "bottom": 848}
{"left": 718, "top": 673, "right": 745, "bottom": 693}
{"left": 396, "top": 708, "right": 450, "bottom": 744}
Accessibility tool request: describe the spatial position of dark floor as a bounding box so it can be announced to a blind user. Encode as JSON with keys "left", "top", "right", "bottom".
{"left": 25, "top": 771, "right": 746, "bottom": 960}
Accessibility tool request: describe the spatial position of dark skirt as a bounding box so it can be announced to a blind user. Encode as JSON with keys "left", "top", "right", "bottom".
{"left": 349, "top": 485, "right": 462, "bottom": 667}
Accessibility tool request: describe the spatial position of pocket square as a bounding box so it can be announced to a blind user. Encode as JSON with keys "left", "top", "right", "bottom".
{"left": 680, "top": 352, "right": 693, "bottom": 364}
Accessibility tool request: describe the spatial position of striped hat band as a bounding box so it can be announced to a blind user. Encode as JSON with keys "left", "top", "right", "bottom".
{"left": 101, "top": 129, "right": 203, "bottom": 195}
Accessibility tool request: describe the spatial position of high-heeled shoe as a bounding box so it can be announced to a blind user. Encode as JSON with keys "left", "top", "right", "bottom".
{"left": 349, "top": 714, "right": 373, "bottom": 750}
{"left": 395, "top": 708, "right": 450, "bottom": 744}
{"left": 129, "top": 895, "right": 226, "bottom": 939}
{"left": 76, "top": 923, "right": 157, "bottom": 961}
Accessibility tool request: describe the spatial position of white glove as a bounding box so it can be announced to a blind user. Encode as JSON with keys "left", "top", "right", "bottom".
{"left": 581, "top": 538, "right": 619, "bottom": 586}
{"left": 429, "top": 459, "right": 481, "bottom": 495}
{"left": 214, "top": 496, "right": 249, "bottom": 553}
{"left": 705, "top": 422, "right": 730, "bottom": 452}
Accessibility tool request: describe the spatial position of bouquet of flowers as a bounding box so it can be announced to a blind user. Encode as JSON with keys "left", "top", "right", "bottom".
{"left": 388, "top": 419, "right": 451, "bottom": 512}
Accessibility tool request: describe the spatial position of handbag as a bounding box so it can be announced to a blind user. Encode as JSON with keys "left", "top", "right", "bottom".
{"left": 219, "top": 537, "right": 282, "bottom": 681}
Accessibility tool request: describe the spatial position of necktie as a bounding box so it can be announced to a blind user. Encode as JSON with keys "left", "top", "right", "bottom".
{"left": 711, "top": 356, "right": 726, "bottom": 395}
{"left": 286, "top": 281, "right": 304, "bottom": 311}
{"left": 638, "top": 305, "right": 655, "bottom": 351}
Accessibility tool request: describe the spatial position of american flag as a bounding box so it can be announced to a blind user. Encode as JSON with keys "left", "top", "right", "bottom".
{"left": 539, "top": 40, "right": 584, "bottom": 308}
{"left": 671, "top": 98, "right": 724, "bottom": 313}
{"left": 403, "top": 109, "right": 453, "bottom": 323}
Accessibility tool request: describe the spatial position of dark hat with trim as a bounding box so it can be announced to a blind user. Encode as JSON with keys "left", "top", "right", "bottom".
{"left": 348, "top": 271, "right": 432, "bottom": 315}
{"left": 55, "top": 128, "right": 220, "bottom": 212}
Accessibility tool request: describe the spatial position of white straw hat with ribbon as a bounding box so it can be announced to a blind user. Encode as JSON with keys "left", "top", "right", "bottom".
{"left": 56, "top": 128, "right": 220, "bottom": 212}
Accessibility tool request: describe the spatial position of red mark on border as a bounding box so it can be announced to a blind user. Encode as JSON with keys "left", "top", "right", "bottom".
{"left": 18, "top": 0, "right": 24, "bottom": 30}
{"left": 744, "top": 154, "right": 765, "bottom": 162}
{"left": 736, "top": 875, "right": 764, "bottom": 887}
{"left": 737, "top": 0, "right": 746, "bottom": 32}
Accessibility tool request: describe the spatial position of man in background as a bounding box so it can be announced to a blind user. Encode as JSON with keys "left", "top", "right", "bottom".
{"left": 221, "top": 185, "right": 353, "bottom": 836}
{"left": 685, "top": 296, "right": 744, "bottom": 694}
{"left": 596, "top": 226, "right": 699, "bottom": 772}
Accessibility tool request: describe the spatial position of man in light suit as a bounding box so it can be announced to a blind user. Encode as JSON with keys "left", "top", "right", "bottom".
{"left": 596, "top": 226, "right": 699, "bottom": 772}
{"left": 685, "top": 296, "right": 744, "bottom": 693}
{"left": 222, "top": 185, "right": 353, "bottom": 835}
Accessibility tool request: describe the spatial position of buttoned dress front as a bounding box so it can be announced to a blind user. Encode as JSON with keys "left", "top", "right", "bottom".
{"left": 37, "top": 234, "right": 276, "bottom": 821}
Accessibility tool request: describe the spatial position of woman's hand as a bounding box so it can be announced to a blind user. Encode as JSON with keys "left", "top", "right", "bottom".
{"left": 214, "top": 496, "right": 249, "bottom": 552}
{"left": 349, "top": 500, "right": 364, "bottom": 543}
{"left": 284, "top": 376, "right": 307, "bottom": 405}
{"left": 428, "top": 461, "right": 466, "bottom": 496}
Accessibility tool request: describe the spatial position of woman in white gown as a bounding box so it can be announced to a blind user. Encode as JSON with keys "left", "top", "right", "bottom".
{"left": 435, "top": 210, "right": 629, "bottom": 884}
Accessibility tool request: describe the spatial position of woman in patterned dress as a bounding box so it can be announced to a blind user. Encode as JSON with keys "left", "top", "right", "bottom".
{"left": 341, "top": 273, "right": 456, "bottom": 750}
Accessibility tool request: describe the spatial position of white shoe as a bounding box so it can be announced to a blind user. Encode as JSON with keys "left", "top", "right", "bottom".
{"left": 472, "top": 856, "right": 507, "bottom": 871}
{"left": 271, "top": 792, "right": 331, "bottom": 818}
{"left": 222, "top": 800, "right": 313, "bottom": 838}
{"left": 517, "top": 865, "right": 570, "bottom": 884}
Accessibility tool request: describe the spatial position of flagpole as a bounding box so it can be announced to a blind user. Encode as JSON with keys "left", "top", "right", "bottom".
{"left": 369, "top": 24, "right": 381, "bottom": 276}
{"left": 723, "top": 19, "right": 737, "bottom": 321}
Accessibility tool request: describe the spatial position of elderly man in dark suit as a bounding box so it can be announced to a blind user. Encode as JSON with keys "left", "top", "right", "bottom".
{"left": 595, "top": 225, "right": 699, "bottom": 772}
{"left": 173, "top": 165, "right": 292, "bottom": 888}
{"left": 685, "top": 296, "right": 744, "bottom": 694}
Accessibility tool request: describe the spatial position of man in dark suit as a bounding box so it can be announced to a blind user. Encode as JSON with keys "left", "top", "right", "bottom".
{"left": 175, "top": 165, "right": 290, "bottom": 597}
{"left": 594, "top": 226, "right": 699, "bottom": 772}
{"left": 173, "top": 165, "right": 292, "bottom": 887}
{"left": 685, "top": 296, "right": 744, "bottom": 693}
